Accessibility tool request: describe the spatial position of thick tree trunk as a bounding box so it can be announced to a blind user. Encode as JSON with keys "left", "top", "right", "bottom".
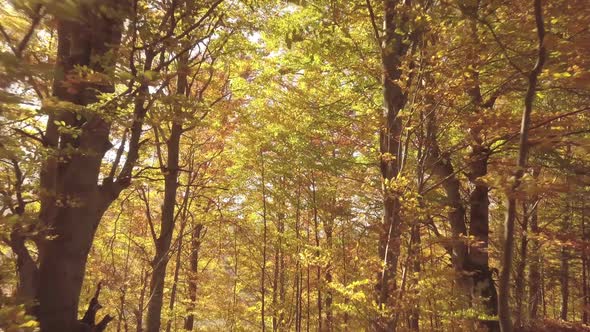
{"left": 425, "top": 112, "right": 468, "bottom": 282}
{"left": 467, "top": 147, "right": 498, "bottom": 318}
{"left": 375, "top": 2, "right": 411, "bottom": 330}
{"left": 425, "top": 88, "right": 497, "bottom": 330}
{"left": 36, "top": 2, "right": 129, "bottom": 331}
{"left": 425, "top": 109, "right": 490, "bottom": 320}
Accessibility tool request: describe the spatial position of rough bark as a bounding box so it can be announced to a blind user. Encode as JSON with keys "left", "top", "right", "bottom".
{"left": 425, "top": 108, "right": 497, "bottom": 322}
{"left": 466, "top": 145, "right": 498, "bottom": 318}
{"left": 425, "top": 112, "right": 468, "bottom": 279}
{"left": 457, "top": 2, "right": 501, "bottom": 323}
{"left": 35, "top": 2, "right": 131, "bottom": 331}
{"left": 424, "top": 84, "right": 497, "bottom": 330}
{"left": 374, "top": 1, "right": 411, "bottom": 329}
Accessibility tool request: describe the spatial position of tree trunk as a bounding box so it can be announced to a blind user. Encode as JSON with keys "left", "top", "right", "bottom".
{"left": 6, "top": 160, "right": 38, "bottom": 304}
{"left": 582, "top": 201, "right": 589, "bottom": 324}
{"left": 528, "top": 168, "right": 542, "bottom": 320}
{"left": 424, "top": 110, "right": 469, "bottom": 288}
{"left": 560, "top": 215, "right": 570, "bottom": 321}
{"left": 232, "top": 220, "right": 239, "bottom": 331}
{"left": 458, "top": 4, "right": 501, "bottom": 326}
{"left": 10, "top": 230, "right": 37, "bottom": 302}
{"left": 279, "top": 212, "right": 286, "bottom": 331}
{"left": 165, "top": 221, "right": 186, "bottom": 332}
{"left": 408, "top": 225, "right": 421, "bottom": 331}
{"left": 324, "top": 214, "right": 334, "bottom": 332}
{"left": 515, "top": 203, "right": 529, "bottom": 327}
{"left": 136, "top": 270, "right": 148, "bottom": 332}
{"left": 375, "top": 1, "right": 411, "bottom": 330}
{"left": 498, "top": 1, "right": 546, "bottom": 330}
{"left": 145, "top": 53, "right": 187, "bottom": 332}
{"left": 306, "top": 209, "right": 311, "bottom": 332}
{"left": 117, "top": 226, "right": 133, "bottom": 332}
{"left": 184, "top": 224, "right": 204, "bottom": 330}
{"left": 36, "top": 2, "right": 130, "bottom": 330}
{"left": 311, "top": 176, "right": 322, "bottom": 332}
{"left": 273, "top": 243, "right": 279, "bottom": 331}
{"left": 272, "top": 209, "right": 285, "bottom": 331}
{"left": 467, "top": 146, "right": 498, "bottom": 319}
{"left": 342, "top": 217, "right": 349, "bottom": 332}
{"left": 261, "top": 149, "right": 269, "bottom": 332}
{"left": 295, "top": 182, "right": 303, "bottom": 332}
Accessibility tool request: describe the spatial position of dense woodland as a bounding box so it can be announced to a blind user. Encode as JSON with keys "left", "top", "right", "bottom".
{"left": 0, "top": 0, "right": 589, "bottom": 331}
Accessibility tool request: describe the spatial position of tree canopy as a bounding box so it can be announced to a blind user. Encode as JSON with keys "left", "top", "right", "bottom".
{"left": 0, "top": 0, "right": 589, "bottom": 331}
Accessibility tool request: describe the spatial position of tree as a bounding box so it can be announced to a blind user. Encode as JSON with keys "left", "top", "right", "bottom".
{"left": 0, "top": 1, "right": 589, "bottom": 331}
{"left": 498, "top": 0, "right": 546, "bottom": 331}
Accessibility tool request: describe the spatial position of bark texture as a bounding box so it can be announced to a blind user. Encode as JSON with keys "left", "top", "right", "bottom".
{"left": 375, "top": 1, "right": 411, "bottom": 329}
{"left": 36, "top": 2, "right": 131, "bottom": 331}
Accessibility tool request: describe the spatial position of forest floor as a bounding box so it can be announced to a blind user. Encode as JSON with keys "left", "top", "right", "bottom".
{"left": 516, "top": 320, "right": 590, "bottom": 332}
